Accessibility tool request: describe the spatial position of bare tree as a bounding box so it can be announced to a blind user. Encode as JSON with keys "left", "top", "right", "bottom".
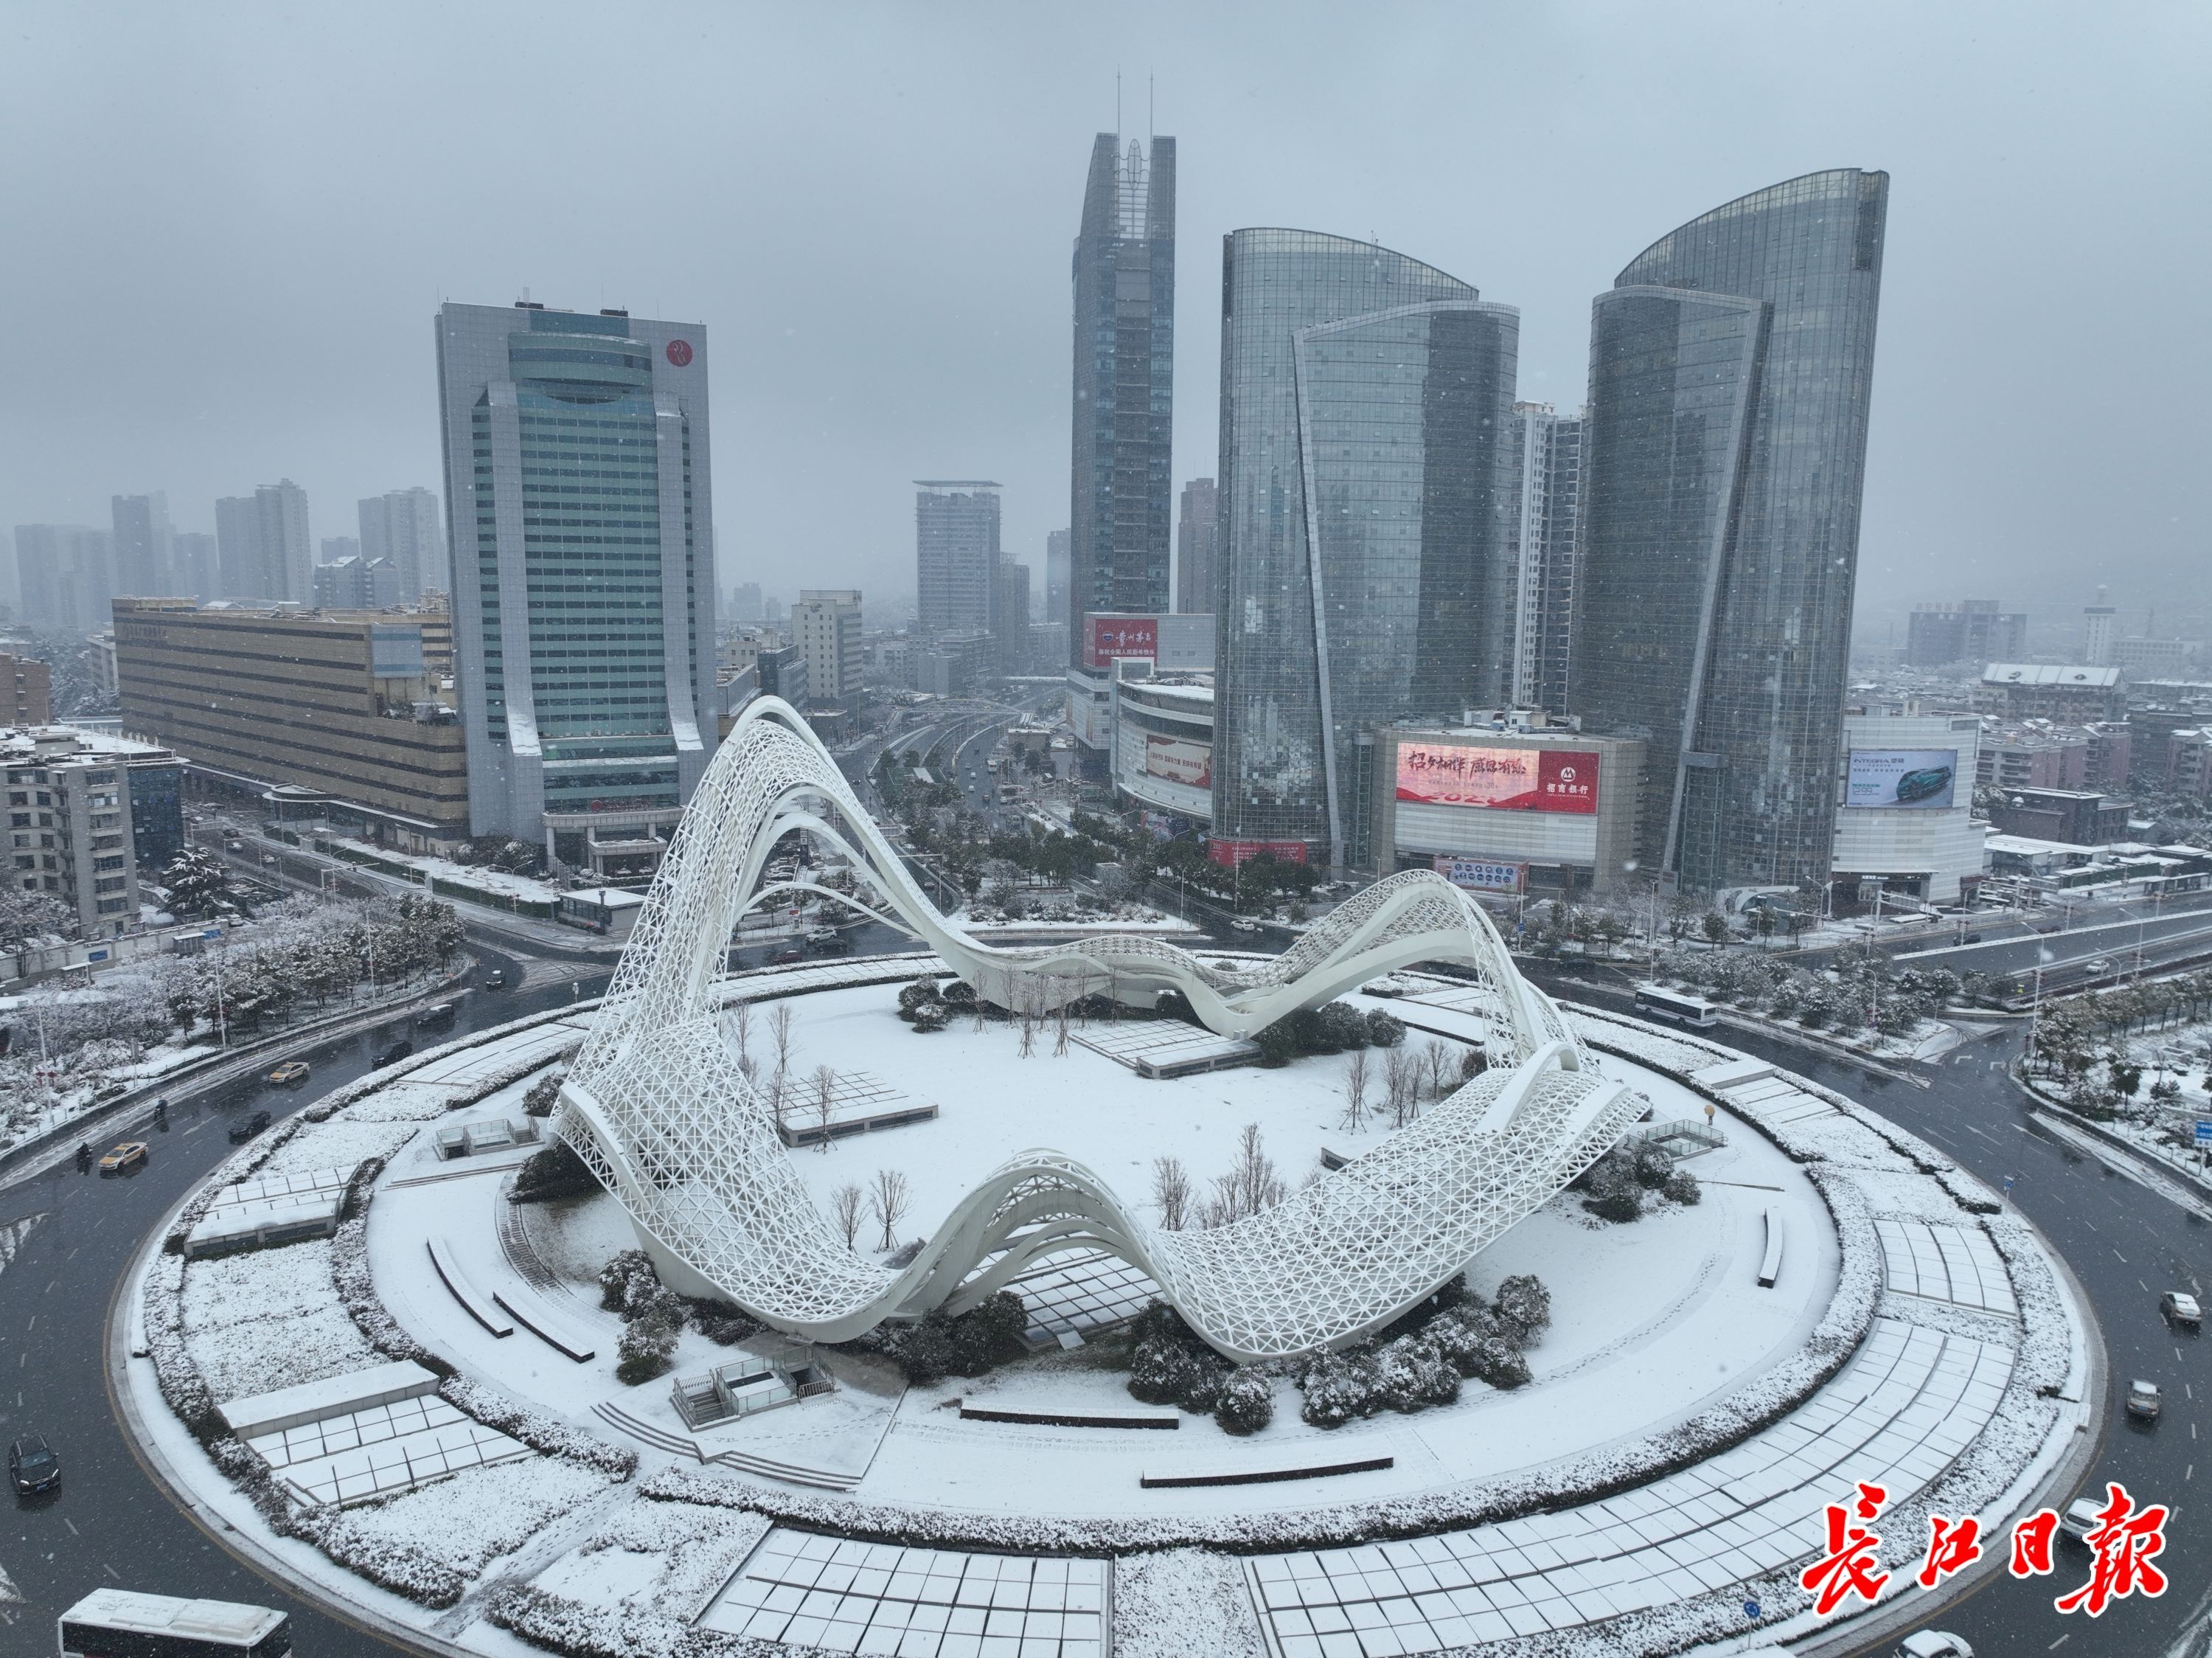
{"left": 1384, "top": 1047, "right": 1418, "bottom": 1128}
{"left": 869, "top": 1168, "right": 911, "bottom": 1252}
{"left": 1207, "top": 1123, "right": 1287, "bottom": 1227}
{"left": 769, "top": 1002, "right": 796, "bottom": 1095}
{"left": 1054, "top": 993, "right": 1071, "bottom": 1057}
{"left": 1150, "top": 1156, "right": 1192, "bottom": 1231}
{"left": 1342, "top": 1049, "right": 1370, "bottom": 1134}
{"left": 1424, "top": 1040, "right": 1454, "bottom": 1100}
{"left": 830, "top": 1182, "right": 866, "bottom": 1249}
{"left": 1018, "top": 983, "right": 1037, "bottom": 1058}
{"left": 810, "top": 1064, "right": 838, "bottom": 1151}
{"left": 728, "top": 999, "right": 754, "bottom": 1066}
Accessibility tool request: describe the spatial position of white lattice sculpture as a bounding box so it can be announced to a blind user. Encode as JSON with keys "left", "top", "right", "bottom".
{"left": 560, "top": 698, "right": 1643, "bottom": 1361}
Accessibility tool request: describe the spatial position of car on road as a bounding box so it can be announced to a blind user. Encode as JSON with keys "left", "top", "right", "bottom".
{"left": 372, "top": 1039, "right": 414, "bottom": 1069}
{"left": 2161, "top": 1290, "right": 2202, "bottom": 1328}
{"left": 482, "top": 968, "right": 507, "bottom": 990}
{"left": 414, "top": 1001, "right": 459, "bottom": 1031}
{"left": 226, "top": 1110, "right": 271, "bottom": 1144}
{"left": 98, "top": 1140, "right": 148, "bottom": 1173}
{"left": 267, "top": 1059, "right": 310, "bottom": 1086}
{"left": 769, "top": 946, "right": 806, "bottom": 965}
{"left": 2125, "top": 1379, "right": 2163, "bottom": 1421}
{"left": 2062, "top": 1496, "right": 2104, "bottom": 1541}
{"left": 1896, "top": 1632, "right": 1973, "bottom": 1658}
{"left": 1229, "top": 918, "right": 1261, "bottom": 934}
{"left": 7, "top": 1433, "right": 60, "bottom": 1496}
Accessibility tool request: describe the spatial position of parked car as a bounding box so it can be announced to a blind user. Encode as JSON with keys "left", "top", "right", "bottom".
{"left": 768, "top": 946, "right": 806, "bottom": 965}
{"left": 226, "top": 1110, "right": 271, "bottom": 1144}
{"left": 481, "top": 968, "right": 507, "bottom": 991}
{"left": 1896, "top": 1632, "right": 1974, "bottom": 1658}
{"left": 2160, "top": 1291, "right": 2201, "bottom": 1328}
{"left": 372, "top": 1039, "right": 414, "bottom": 1069}
{"left": 2126, "top": 1379, "right": 2163, "bottom": 1421}
{"left": 97, "top": 1141, "right": 147, "bottom": 1173}
{"left": 2062, "top": 1496, "right": 2104, "bottom": 1541}
{"left": 7, "top": 1434, "right": 60, "bottom": 1496}
{"left": 267, "top": 1060, "right": 310, "bottom": 1086}
{"left": 414, "top": 1002, "right": 459, "bottom": 1031}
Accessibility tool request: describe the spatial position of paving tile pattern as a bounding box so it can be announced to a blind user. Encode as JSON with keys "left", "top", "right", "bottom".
{"left": 1245, "top": 1317, "right": 2009, "bottom": 1657}
{"left": 1874, "top": 1217, "right": 2019, "bottom": 1317}
{"left": 701, "top": 1529, "right": 1108, "bottom": 1657}
{"left": 248, "top": 1395, "right": 529, "bottom": 1507}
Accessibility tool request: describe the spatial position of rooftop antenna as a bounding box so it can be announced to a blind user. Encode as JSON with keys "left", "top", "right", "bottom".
{"left": 1116, "top": 69, "right": 1121, "bottom": 140}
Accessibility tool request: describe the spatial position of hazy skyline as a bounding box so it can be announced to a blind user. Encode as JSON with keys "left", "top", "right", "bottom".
{"left": 3, "top": 2, "right": 2206, "bottom": 641}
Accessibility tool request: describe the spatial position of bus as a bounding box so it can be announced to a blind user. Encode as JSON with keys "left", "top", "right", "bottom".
{"left": 59, "top": 1589, "right": 290, "bottom": 1658}
{"left": 1633, "top": 985, "right": 1719, "bottom": 1030}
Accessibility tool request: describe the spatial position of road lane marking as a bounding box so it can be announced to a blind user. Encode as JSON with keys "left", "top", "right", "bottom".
{"left": 2116, "top": 1249, "right": 2129, "bottom": 1263}
{"left": 102, "top": 1562, "right": 120, "bottom": 1580}
{"left": 63, "top": 1517, "right": 78, "bottom": 1536}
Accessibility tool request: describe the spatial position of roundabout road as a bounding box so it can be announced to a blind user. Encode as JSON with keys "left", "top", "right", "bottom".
{"left": 1538, "top": 976, "right": 2202, "bottom": 1658}
{"left": 0, "top": 939, "right": 602, "bottom": 1652}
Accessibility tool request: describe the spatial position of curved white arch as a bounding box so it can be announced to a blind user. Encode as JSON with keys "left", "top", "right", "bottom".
{"left": 560, "top": 698, "right": 1643, "bottom": 1361}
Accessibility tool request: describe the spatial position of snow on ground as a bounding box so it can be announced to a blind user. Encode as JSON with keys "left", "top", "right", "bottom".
{"left": 333, "top": 1456, "right": 611, "bottom": 1581}
{"left": 531, "top": 1496, "right": 769, "bottom": 1622}
{"left": 181, "top": 1240, "right": 383, "bottom": 1403}
{"left": 259, "top": 1117, "right": 423, "bottom": 1176}
{"left": 756, "top": 981, "right": 1479, "bottom": 1248}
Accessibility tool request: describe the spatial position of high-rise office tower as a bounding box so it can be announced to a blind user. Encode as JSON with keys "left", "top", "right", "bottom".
{"left": 792, "top": 589, "right": 863, "bottom": 702}
{"left": 1175, "top": 477, "right": 1217, "bottom": 614}
{"left": 12, "top": 525, "right": 113, "bottom": 631}
{"left": 1572, "top": 170, "right": 1888, "bottom": 892}
{"left": 171, "top": 532, "right": 218, "bottom": 603}
{"left": 2082, "top": 602, "right": 2118, "bottom": 666}
{"left": 436, "top": 302, "right": 717, "bottom": 866}
{"left": 1505, "top": 406, "right": 1582, "bottom": 712}
{"left": 111, "top": 493, "right": 173, "bottom": 597}
{"left": 1043, "top": 530, "right": 1070, "bottom": 628}
{"left": 1069, "top": 132, "right": 1175, "bottom": 662}
{"left": 915, "top": 481, "right": 1001, "bottom": 639}
{"left": 728, "top": 581, "right": 763, "bottom": 624}
{"left": 358, "top": 488, "right": 442, "bottom": 603}
{"left": 1214, "top": 230, "right": 1520, "bottom": 869}
{"left": 214, "top": 496, "right": 259, "bottom": 600}
{"left": 1904, "top": 599, "right": 2025, "bottom": 668}
{"left": 321, "top": 535, "right": 362, "bottom": 566}
{"left": 993, "top": 561, "right": 1032, "bottom": 673}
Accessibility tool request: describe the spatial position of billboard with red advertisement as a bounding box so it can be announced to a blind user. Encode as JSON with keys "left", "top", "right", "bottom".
{"left": 1084, "top": 614, "right": 1158, "bottom": 667}
{"left": 1143, "top": 734, "right": 1211, "bottom": 790}
{"left": 1395, "top": 742, "right": 1599, "bottom": 815}
{"left": 1207, "top": 838, "right": 1308, "bottom": 867}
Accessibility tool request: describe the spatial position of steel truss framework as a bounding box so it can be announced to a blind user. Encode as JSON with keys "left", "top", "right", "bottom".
{"left": 560, "top": 698, "right": 1643, "bottom": 1360}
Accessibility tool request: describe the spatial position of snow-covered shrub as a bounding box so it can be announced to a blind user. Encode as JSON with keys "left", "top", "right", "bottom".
{"left": 870, "top": 1291, "right": 1029, "bottom": 1384}
{"left": 1371, "top": 1335, "right": 1459, "bottom": 1410}
{"left": 597, "top": 1248, "right": 661, "bottom": 1317}
{"left": 1365, "top": 1008, "right": 1406, "bottom": 1048}
{"left": 439, "top": 1375, "right": 636, "bottom": 1477}
{"left": 1462, "top": 1333, "right": 1531, "bottom": 1390}
{"left": 686, "top": 1297, "right": 761, "bottom": 1346}
{"left": 511, "top": 1140, "right": 600, "bottom": 1204}
{"left": 1575, "top": 1148, "right": 1644, "bottom": 1222}
{"left": 1313, "top": 1002, "right": 1368, "bottom": 1051}
{"left": 1632, "top": 1143, "right": 1675, "bottom": 1190}
{"left": 1493, "top": 1274, "right": 1551, "bottom": 1342}
{"left": 1296, "top": 1349, "right": 1374, "bottom": 1429}
{"left": 909, "top": 999, "right": 950, "bottom": 1033}
{"left": 615, "top": 1318, "right": 678, "bottom": 1386}
{"left": 896, "top": 977, "right": 943, "bottom": 1021}
{"left": 1213, "top": 1368, "right": 1274, "bottom": 1435}
{"left": 1124, "top": 1303, "right": 1230, "bottom": 1415}
{"left": 1664, "top": 1168, "right": 1703, "bottom": 1205}
{"left": 521, "top": 1072, "right": 563, "bottom": 1117}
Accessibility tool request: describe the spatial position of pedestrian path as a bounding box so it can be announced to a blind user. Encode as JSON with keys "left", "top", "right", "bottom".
{"left": 1245, "top": 1317, "right": 2008, "bottom": 1656}
{"left": 1874, "top": 1217, "right": 2018, "bottom": 1317}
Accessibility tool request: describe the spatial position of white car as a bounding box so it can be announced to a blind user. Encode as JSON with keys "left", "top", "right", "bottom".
{"left": 2160, "top": 1290, "right": 2202, "bottom": 1328}
{"left": 2062, "top": 1496, "right": 2104, "bottom": 1541}
{"left": 1897, "top": 1634, "right": 1973, "bottom": 1658}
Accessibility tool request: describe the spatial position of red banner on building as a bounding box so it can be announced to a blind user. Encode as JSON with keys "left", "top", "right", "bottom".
{"left": 1207, "top": 838, "right": 1309, "bottom": 867}
{"left": 1395, "top": 743, "right": 1599, "bottom": 815}
{"left": 1084, "top": 614, "right": 1159, "bottom": 667}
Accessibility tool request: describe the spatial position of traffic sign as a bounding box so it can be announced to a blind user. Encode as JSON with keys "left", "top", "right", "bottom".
{"left": 2196, "top": 1121, "right": 2212, "bottom": 1149}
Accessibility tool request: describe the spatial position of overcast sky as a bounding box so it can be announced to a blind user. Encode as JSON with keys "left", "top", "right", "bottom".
{"left": 3, "top": 1, "right": 2206, "bottom": 641}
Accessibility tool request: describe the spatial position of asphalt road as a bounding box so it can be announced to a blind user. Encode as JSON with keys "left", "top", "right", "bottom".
{"left": 0, "top": 937, "right": 599, "bottom": 1654}
{"left": 1896, "top": 901, "right": 2212, "bottom": 991}
{"left": 1534, "top": 974, "right": 2205, "bottom": 1657}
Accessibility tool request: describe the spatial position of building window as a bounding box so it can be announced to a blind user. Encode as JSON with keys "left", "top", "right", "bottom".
{"left": 96, "top": 897, "right": 128, "bottom": 913}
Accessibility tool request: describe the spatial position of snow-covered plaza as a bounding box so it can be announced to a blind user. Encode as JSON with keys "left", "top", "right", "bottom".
{"left": 116, "top": 948, "right": 2093, "bottom": 1658}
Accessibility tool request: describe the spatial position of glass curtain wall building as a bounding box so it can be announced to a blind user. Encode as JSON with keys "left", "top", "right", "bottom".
{"left": 1571, "top": 170, "right": 1888, "bottom": 893}
{"left": 914, "top": 482, "right": 1001, "bottom": 639}
{"left": 1068, "top": 133, "right": 1175, "bottom": 657}
{"left": 435, "top": 302, "right": 717, "bottom": 868}
{"left": 1214, "top": 230, "right": 1519, "bottom": 868}
{"left": 1506, "top": 405, "right": 1582, "bottom": 713}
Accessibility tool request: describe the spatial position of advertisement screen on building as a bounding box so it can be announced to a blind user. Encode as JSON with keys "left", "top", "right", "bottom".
{"left": 1207, "top": 838, "right": 1307, "bottom": 868}
{"left": 1084, "top": 614, "right": 1158, "bottom": 667}
{"left": 1845, "top": 749, "right": 1958, "bottom": 810}
{"left": 1433, "top": 856, "right": 1526, "bottom": 892}
{"left": 1395, "top": 743, "right": 1599, "bottom": 815}
{"left": 1143, "top": 733, "right": 1211, "bottom": 791}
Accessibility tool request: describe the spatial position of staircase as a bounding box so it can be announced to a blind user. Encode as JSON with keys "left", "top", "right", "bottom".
{"left": 589, "top": 1399, "right": 863, "bottom": 1491}
{"left": 495, "top": 1188, "right": 571, "bottom": 1297}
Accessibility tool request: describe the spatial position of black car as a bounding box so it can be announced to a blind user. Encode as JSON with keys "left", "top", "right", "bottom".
{"left": 226, "top": 1109, "right": 272, "bottom": 1144}
{"left": 481, "top": 968, "right": 507, "bottom": 991}
{"left": 372, "top": 1039, "right": 414, "bottom": 1068}
{"left": 9, "top": 1433, "right": 60, "bottom": 1496}
{"left": 414, "top": 1001, "right": 459, "bottom": 1031}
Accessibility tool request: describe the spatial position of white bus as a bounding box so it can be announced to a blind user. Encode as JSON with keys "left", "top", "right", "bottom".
{"left": 1633, "top": 985, "right": 1719, "bottom": 1029}
{"left": 59, "top": 1589, "right": 290, "bottom": 1658}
